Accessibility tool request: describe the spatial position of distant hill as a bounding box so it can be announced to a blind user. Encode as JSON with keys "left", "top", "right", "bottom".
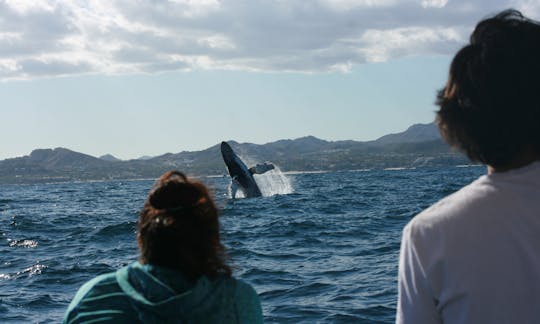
{"left": 0, "top": 123, "right": 468, "bottom": 184}
{"left": 374, "top": 123, "right": 440, "bottom": 145}
{"left": 3, "top": 148, "right": 109, "bottom": 169}
{"left": 99, "top": 154, "right": 122, "bottom": 162}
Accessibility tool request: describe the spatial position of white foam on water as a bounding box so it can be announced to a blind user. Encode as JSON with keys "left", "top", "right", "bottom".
{"left": 8, "top": 239, "right": 39, "bottom": 248}
{"left": 384, "top": 167, "right": 416, "bottom": 171}
{"left": 283, "top": 170, "right": 328, "bottom": 175}
{"left": 17, "top": 264, "right": 47, "bottom": 277}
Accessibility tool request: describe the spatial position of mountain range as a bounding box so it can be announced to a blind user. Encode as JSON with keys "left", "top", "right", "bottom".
{"left": 0, "top": 123, "right": 469, "bottom": 184}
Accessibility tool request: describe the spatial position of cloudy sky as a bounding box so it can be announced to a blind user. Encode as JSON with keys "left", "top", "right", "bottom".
{"left": 1, "top": 0, "right": 539, "bottom": 159}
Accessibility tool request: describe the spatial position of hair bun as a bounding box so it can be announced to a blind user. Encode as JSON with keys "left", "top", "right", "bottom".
{"left": 148, "top": 178, "right": 203, "bottom": 210}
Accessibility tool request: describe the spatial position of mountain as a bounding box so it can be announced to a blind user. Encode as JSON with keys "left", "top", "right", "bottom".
{"left": 2, "top": 148, "right": 108, "bottom": 169}
{"left": 99, "top": 154, "right": 122, "bottom": 162}
{"left": 374, "top": 123, "right": 440, "bottom": 145}
{"left": 0, "top": 123, "right": 468, "bottom": 184}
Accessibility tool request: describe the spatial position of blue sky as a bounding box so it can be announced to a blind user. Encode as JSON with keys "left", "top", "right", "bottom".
{"left": 1, "top": 0, "right": 539, "bottom": 160}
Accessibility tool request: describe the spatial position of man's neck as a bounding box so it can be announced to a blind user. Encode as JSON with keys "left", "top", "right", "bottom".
{"left": 488, "top": 147, "right": 540, "bottom": 174}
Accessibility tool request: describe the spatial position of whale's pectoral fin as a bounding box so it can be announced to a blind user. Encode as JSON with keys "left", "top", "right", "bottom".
{"left": 249, "top": 162, "right": 275, "bottom": 175}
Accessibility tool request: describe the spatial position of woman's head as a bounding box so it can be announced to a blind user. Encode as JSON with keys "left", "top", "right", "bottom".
{"left": 436, "top": 9, "right": 540, "bottom": 168}
{"left": 138, "top": 170, "right": 231, "bottom": 281}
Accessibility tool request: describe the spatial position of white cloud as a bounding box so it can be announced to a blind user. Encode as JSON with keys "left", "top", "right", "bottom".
{"left": 0, "top": 59, "right": 19, "bottom": 72}
{"left": 0, "top": 32, "right": 21, "bottom": 42}
{"left": 4, "top": 0, "right": 54, "bottom": 14}
{"left": 321, "top": 0, "right": 398, "bottom": 11}
{"left": 0, "top": 0, "right": 536, "bottom": 79}
{"left": 166, "top": 0, "right": 221, "bottom": 17}
{"left": 511, "top": 0, "right": 540, "bottom": 16}
{"left": 421, "top": 0, "right": 449, "bottom": 8}
{"left": 360, "top": 27, "right": 462, "bottom": 62}
{"left": 198, "top": 35, "right": 236, "bottom": 50}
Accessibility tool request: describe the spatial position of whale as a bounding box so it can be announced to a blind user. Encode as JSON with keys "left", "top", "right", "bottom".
{"left": 221, "top": 141, "right": 274, "bottom": 198}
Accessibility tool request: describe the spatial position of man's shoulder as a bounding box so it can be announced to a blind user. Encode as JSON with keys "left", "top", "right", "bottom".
{"left": 408, "top": 176, "right": 493, "bottom": 232}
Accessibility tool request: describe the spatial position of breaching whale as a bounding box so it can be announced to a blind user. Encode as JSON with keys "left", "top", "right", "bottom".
{"left": 220, "top": 141, "right": 275, "bottom": 198}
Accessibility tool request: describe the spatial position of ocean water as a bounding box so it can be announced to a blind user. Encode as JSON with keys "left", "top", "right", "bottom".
{"left": 0, "top": 166, "right": 485, "bottom": 323}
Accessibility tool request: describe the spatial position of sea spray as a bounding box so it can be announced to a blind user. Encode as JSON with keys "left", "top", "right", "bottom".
{"left": 228, "top": 154, "right": 293, "bottom": 198}
{"left": 227, "top": 181, "right": 246, "bottom": 199}
{"left": 253, "top": 166, "right": 293, "bottom": 196}
{"left": 226, "top": 166, "right": 293, "bottom": 198}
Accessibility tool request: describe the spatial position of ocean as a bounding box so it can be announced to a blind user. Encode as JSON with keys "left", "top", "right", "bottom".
{"left": 0, "top": 166, "right": 485, "bottom": 323}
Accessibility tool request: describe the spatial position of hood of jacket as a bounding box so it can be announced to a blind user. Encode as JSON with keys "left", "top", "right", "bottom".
{"left": 116, "top": 262, "right": 235, "bottom": 323}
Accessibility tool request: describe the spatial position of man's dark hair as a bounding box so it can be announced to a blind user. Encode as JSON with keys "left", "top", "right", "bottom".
{"left": 436, "top": 9, "right": 540, "bottom": 167}
{"left": 138, "top": 170, "right": 231, "bottom": 281}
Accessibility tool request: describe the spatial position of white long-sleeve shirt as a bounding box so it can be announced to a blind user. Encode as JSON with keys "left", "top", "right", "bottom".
{"left": 397, "top": 161, "right": 540, "bottom": 324}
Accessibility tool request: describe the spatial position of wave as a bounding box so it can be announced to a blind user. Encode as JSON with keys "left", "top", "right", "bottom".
{"left": 92, "top": 221, "right": 137, "bottom": 237}
{"left": 383, "top": 167, "right": 416, "bottom": 171}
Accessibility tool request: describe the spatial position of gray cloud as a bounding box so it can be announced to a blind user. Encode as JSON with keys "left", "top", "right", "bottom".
{"left": 18, "top": 59, "right": 93, "bottom": 76}
{"left": 0, "top": 0, "right": 537, "bottom": 79}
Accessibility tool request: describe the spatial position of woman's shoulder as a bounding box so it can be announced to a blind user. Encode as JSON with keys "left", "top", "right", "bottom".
{"left": 71, "top": 271, "right": 120, "bottom": 302}
{"left": 232, "top": 278, "right": 259, "bottom": 299}
{"left": 63, "top": 270, "right": 131, "bottom": 323}
{"left": 212, "top": 275, "right": 258, "bottom": 298}
{"left": 222, "top": 276, "right": 263, "bottom": 323}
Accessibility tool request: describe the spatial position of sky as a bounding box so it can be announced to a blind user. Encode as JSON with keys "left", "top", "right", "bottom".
{"left": 1, "top": 0, "right": 539, "bottom": 160}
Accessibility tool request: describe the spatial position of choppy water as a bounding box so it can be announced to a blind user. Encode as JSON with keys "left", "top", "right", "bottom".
{"left": 0, "top": 166, "right": 485, "bottom": 323}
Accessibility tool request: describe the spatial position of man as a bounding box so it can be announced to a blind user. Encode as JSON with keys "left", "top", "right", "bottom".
{"left": 397, "top": 10, "right": 540, "bottom": 324}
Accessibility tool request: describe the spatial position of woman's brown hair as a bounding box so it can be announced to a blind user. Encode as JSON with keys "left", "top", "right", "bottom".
{"left": 138, "top": 170, "right": 231, "bottom": 281}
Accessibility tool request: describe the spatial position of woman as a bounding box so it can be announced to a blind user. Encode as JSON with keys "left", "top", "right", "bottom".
{"left": 64, "top": 171, "right": 263, "bottom": 323}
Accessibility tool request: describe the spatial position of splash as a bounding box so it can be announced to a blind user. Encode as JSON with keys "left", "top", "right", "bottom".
{"left": 253, "top": 166, "right": 294, "bottom": 197}
{"left": 226, "top": 153, "right": 293, "bottom": 198}
{"left": 227, "top": 181, "right": 246, "bottom": 199}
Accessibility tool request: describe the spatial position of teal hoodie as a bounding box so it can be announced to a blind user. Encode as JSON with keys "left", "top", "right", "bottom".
{"left": 63, "top": 262, "right": 263, "bottom": 323}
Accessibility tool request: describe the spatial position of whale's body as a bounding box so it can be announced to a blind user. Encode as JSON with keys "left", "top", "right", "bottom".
{"left": 221, "top": 141, "right": 262, "bottom": 198}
